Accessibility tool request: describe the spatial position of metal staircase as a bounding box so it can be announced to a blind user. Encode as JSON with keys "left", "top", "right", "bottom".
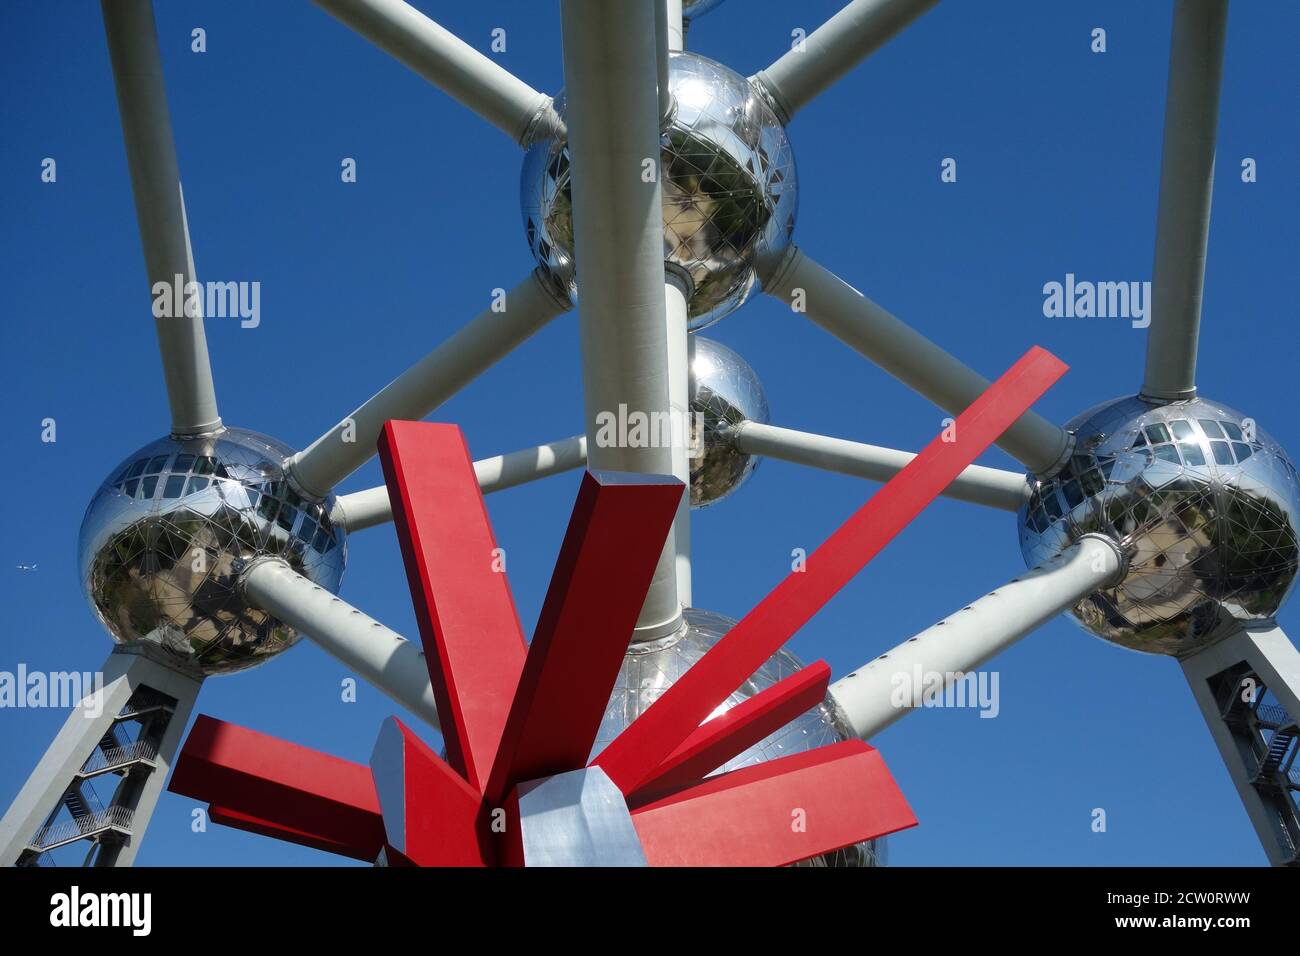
{"left": 15, "top": 684, "right": 177, "bottom": 867}
{"left": 1209, "top": 663, "right": 1300, "bottom": 865}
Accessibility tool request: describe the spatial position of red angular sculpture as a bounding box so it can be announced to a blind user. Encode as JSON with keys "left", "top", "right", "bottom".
{"left": 169, "top": 345, "right": 1067, "bottom": 865}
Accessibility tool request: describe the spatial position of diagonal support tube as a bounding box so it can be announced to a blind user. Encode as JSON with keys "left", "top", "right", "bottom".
{"left": 828, "top": 535, "right": 1125, "bottom": 741}
{"left": 763, "top": 246, "right": 1071, "bottom": 475}
{"left": 312, "top": 0, "right": 562, "bottom": 145}
{"left": 1140, "top": 0, "right": 1229, "bottom": 403}
{"left": 102, "top": 0, "right": 221, "bottom": 436}
{"left": 561, "top": 0, "right": 684, "bottom": 638}
{"left": 331, "top": 434, "right": 588, "bottom": 532}
{"left": 751, "top": 0, "right": 940, "bottom": 123}
{"left": 732, "top": 420, "right": 1030, "bottom": 511}
{"left": 288, "top": 269, "right": 569, "bottom": 497}
{"left": 240, "top": 558, "right": 440, "bottom": 731}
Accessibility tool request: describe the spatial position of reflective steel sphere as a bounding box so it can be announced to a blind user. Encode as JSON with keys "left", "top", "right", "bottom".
{"left": 592, "top": 608, "right": 885, "bottom": 866}
{"left": 1017, "top": 396, "right": 1300, "bottom": 657}
{"left": 78, "top": 427, "right": 347, "bottom": 675}
{"left": 521, "top": 51, "right": 798, "bottom": 330}
{"left": 690, "top": 336, "right": 768, "bottom": 508}
{"left": 682, "top": 0, "right": 727, "bottom": 20}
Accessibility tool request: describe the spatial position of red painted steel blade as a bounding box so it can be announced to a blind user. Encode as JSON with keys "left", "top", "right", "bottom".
{"left": 597, "top": 346, "right": 1067, "bottom": 793}
{"left": 626, "top": 661, "right": 832, "bottom": 804}
{"left": 208, "top": 805, "right": 376, "bottom": 862}
{"left": 629, "top": 740, "right": 916, "bottom": 867}
{"left": 485, "top": 470, "right": 683, "bottom": 804}
{"left": 378, "top": 420, "right": 528, "bottom": 794}
{"left": 168, "top": 715, "right": 385, "bottom": 861}
{"left": 370, "top": 717, "right": 491, "bottom": 866}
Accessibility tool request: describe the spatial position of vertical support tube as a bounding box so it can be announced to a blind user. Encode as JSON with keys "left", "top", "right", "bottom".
{"left": 665, "top": 0, "right": 685, "bottom": 51}
{"left": 666, "top": 276, "right": 692, "bottom": 608}
{"left": 560, "top": 1, "right": 683, "bottom": 638}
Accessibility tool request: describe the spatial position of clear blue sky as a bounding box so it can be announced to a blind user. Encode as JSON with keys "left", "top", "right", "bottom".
{"left": 2, "top": 0, "right": 1297, "bottom": 866}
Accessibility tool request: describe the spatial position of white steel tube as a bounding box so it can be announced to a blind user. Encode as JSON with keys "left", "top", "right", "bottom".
{"left": 665, "top": 0, "right": 685, "bottom": 52}
{"left": 828, "top": 535, "right": 1125, "bottom": 740}
{"left": 288, "top": 269, "right": 569, "bottom": 497}
{"left": 751, "top": 0, "right": 939, "bottom": 123}
{"left": 733, "top": 420, "right": 1030, "bottom": 512}
{"left": 655, "top": 0, "right": 675, "bottom": 121}
{"left": 666, "top": 277, "right": 692, "bottom": 608}
{"left": 1140, "top": 0, "right": 1228, "bottom": 403}
{"left": 560, "top": 0, "right": 683, "bottom": 638}
{"left": 763, "top": 246, "right": 1071, "bottom": 475}
{"left": 102, "top": 0, "right": 221, "bottom": 436}
{"left": 331, "top": 434, "right": 588, "bottom": 532}
{"left": 241, "top": 559, "right": 439, "bottom": 731}
{"left": 312, "top": 0, "right": 561, "bottom": 144}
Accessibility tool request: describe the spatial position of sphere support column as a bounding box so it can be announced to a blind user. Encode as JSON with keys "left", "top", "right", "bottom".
{"left": 1181, "top": 625, "right": 1300, "bottom": 867}
{"left": 0, "top": 648, "right": 202, "bottom": 867}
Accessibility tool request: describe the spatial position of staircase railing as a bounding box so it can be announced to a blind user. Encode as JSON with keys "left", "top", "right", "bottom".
{"left": 30, "top": 805, "right": 134, "bottom": 851}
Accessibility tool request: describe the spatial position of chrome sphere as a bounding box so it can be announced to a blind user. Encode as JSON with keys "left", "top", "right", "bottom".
{"left": 689, "top": 336, "right": 768, "bottom": 508}
{"left": 1017, "top": 396, "right": 1300, "bottom": 657}
{"left": 592, "top": 608, "right": 885, "bottom": 867}
{"left": 521, "top": 51, "right": 798, "bottom": 330}
{"left": 78, "top": 428, "right": 347, "bottom": 675}
{"left": 683, "top": 0, "right": 727, "bottom": 20}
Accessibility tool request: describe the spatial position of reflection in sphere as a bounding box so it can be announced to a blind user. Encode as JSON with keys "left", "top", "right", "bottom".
{"left": 682, "top": 0, "right": 727, "bottom": 21}
{"left": 78, "top": 428, "right": 347, "bottom": 675}
{"left": 521, "top": 51, "right": 797, "bottom": 330}
{"left": 689, "top": 336, "right": 768, "bottom": 508}
{"left": 1017, "top": 396, "right": 1300, "bottom": 657}
{"left": 593, "top": 608, "right": 885, "bottom": 867}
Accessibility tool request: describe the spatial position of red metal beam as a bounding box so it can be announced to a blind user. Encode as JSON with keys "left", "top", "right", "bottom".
{"left": 485, "top": 471, "right": 683, "bottom": 805}
{"left": 378, "top": 420, "right": 528, "bottom": 794}
{"left": 370, "top": 717, "right": 491, "bottom": 866}
{"left": 168, "top": 715, "right": 385, "bottom": 861}
{"left": 630, "top": 740, "right": 916, "bottom": 867}
{"left": 626, "top": 661, "right": 831, "bottom": 804}
{"left": 207, "top": 805, "right": 375, "bottom": 862}
{"left": 596, "top": 347, "right": 1068, "bottom": 794}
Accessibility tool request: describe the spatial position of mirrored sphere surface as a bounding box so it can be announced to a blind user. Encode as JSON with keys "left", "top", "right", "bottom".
{"left": 592, "top": 608, "right": 885, "bottom": 866}
{"left": 682, "top": 0, "right": 727, "bottom": 20}
{"left": 78, "top": 427, "right": 347, "bottom": 675}
{"left": 690, "top": 336, "right": 768, "bottom": 508}
{"left": 521, "top": 51, "right": 798, "bottom": 330}
{"left": 1017, "top": 396, "right": 1300, "bottom": 657}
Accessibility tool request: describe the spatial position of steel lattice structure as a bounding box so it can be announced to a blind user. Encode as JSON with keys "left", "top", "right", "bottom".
{"left": 2, "top": 0, "right": 1298, "bottom": 867}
